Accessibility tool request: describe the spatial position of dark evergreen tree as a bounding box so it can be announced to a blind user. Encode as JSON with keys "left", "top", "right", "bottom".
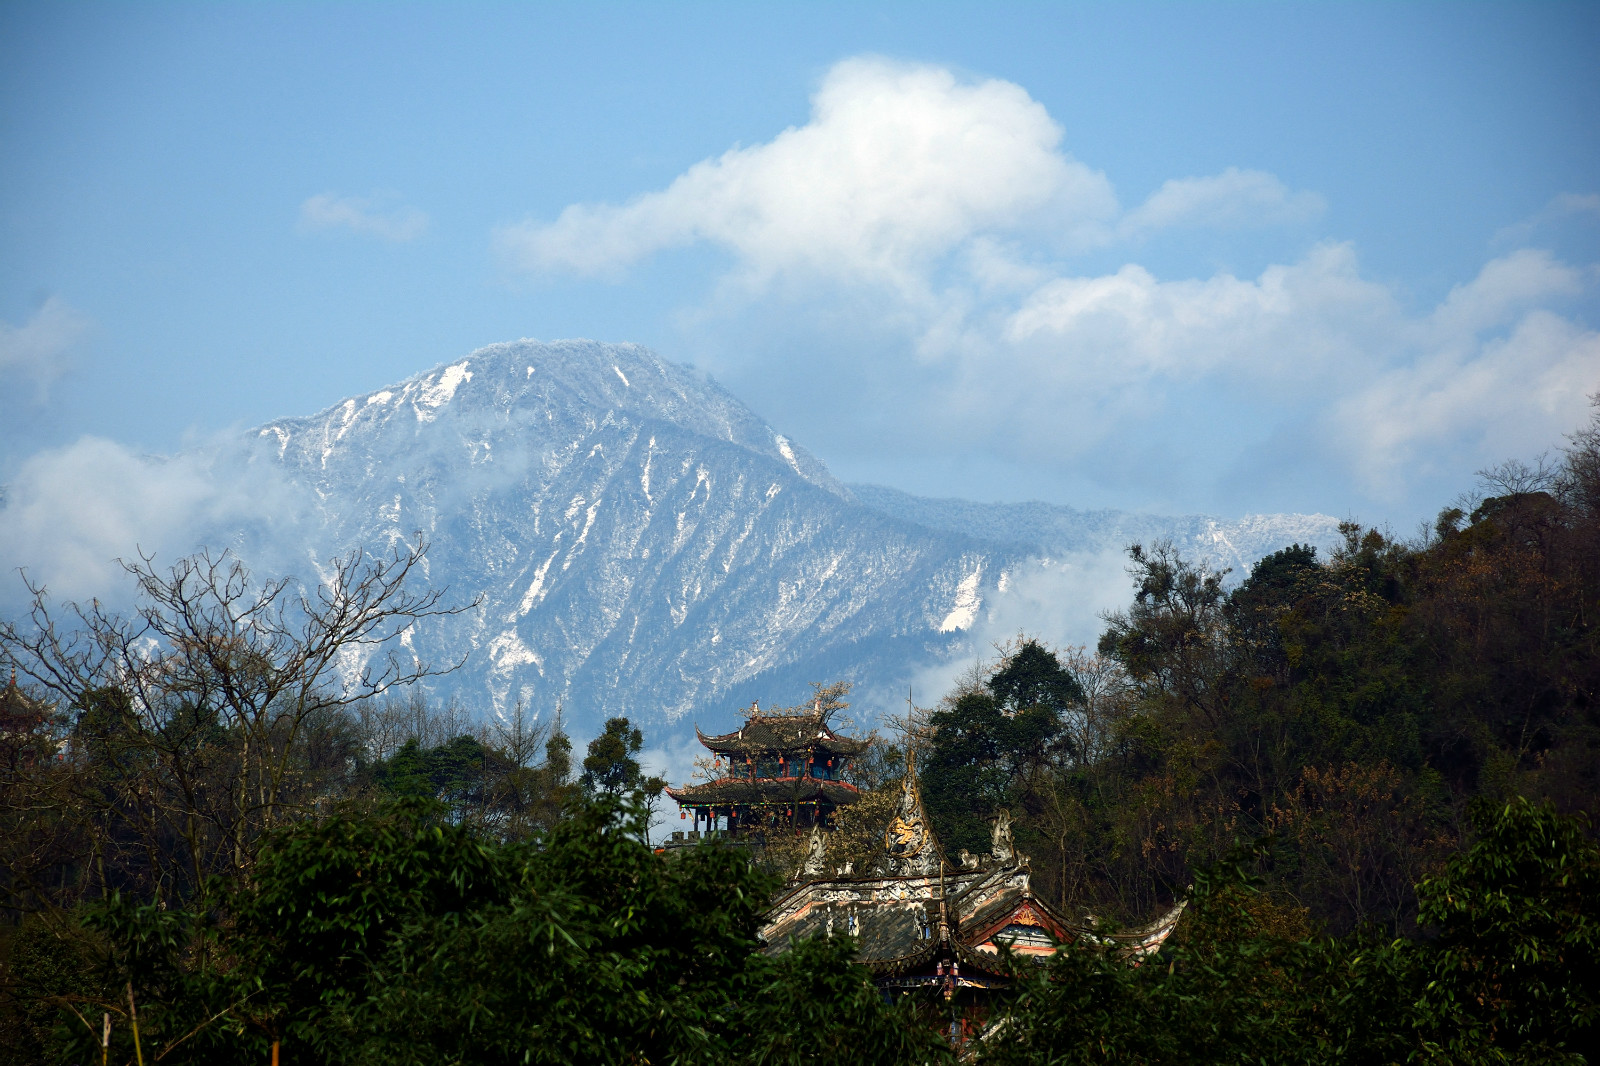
{"left": 923, "top": 640, "right": 1079, "bottom": 857}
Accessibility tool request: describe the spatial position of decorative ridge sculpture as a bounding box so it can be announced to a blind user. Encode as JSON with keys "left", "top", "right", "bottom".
{"left": 871, "top": 747, "right": 944, "bottom": 878}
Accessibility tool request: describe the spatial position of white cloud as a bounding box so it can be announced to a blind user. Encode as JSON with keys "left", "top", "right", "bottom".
{"left": 499, "top": 56, "right": 1117, "bottom": 294}
{"left": 1492, "top": 191, "right": 1600, "bottom": 248}
{"left": 501, "top": 56, "right": 1598, "bottom": 517}
{"left": 971, "top": 244, "right": 1597, "bottom": 494}
{"left": 298, "top": 192, "right": 429, "bottom": 242}
{"left": 1336, "top": 309, "right": 1599, "bottom": 495}
{"left": 1121, "top": 167, "right": 1324, "bottom": 236}
{"left": 0, "top": 436, "right": 306, "bottom": 607}
{"left": 0, "top": 296, "right": 90, "bottom": 398}
{"left": 1427, "top": 247, "right": 1584, "bottom": 338}
{"left": 498, "top": 61, "right": 1329, "bottom": 296}
{"left": 1004, "top": 241, "right": 1396, "bottom": 381}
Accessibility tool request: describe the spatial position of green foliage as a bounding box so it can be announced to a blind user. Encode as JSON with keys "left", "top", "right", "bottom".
{"left": 1411, "top": 798, "right": 1600, "bottom": 1063}
{"left": 923, "top": 641, "right": 1077, "bottom": 856}
{"left": 978, "top": 800, "right": 1600, "bottom": 1065}
{"left": 1041, "top": 416, "right": 1600, "bottom": 930}
{"left": 33, "top": 794, "right": 945, "bottom": 1065}
{"left": 0, "top": 916, "right": 103, "bottom": 1066}
{"left": 372, "top": 733, "right": 503, "bottom": 813}
{"left": 581, "top": 715, "right": 665, "bottom": 797}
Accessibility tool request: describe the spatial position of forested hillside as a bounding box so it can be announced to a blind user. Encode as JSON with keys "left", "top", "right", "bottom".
{"left": 1, "top": 403, "right": 1596, "bottom": 1063}
{"left": 920, "top": 401, "right": 1599, "bottom": 936}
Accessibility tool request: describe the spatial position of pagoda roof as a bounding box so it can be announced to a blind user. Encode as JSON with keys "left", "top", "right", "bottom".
{"left": 665, "top": 777, "right": 861, "bottom": 807}
{"left": 696, "top": 712, "right": 869, "bottom": 757}
{"left": 761, "top": 860, "right": 1180, "bottom": 976}
{"left": 0, "top": 671, "right": 47, "bottom": 734}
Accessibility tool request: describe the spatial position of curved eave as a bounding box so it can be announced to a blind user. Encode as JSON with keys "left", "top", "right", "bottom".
{"left": 860, "top": 936, "right": 943, "bottom": 977}
{"left": 954, "top": 938, "right": 1043, "bottom": 977}
{"left": 696, "top": 730, "right": 870, "bottom": 758}
{"left": 666, "top": 777, "right": 862, "bottom": 805}
{"left": 862, "top": 929, "right": 1020, "bottom": 980}
{"left": 1093, "top": 900, "right": 1188, "bottom": 956}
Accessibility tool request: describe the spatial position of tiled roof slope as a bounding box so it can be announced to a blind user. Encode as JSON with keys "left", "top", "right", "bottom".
{"left": 696, "top": 712, "right": 870, "bottom": 757}
{"left": 760, "top": 754, "right": 1187, "bottom": 978}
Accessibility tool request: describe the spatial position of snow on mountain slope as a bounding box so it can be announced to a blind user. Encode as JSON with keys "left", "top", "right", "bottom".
{"left": 159, "top": 338, "right": 1345, "bottom": 737}
{"left": 232, "top": 340, "right": 1009, "bottom": 728}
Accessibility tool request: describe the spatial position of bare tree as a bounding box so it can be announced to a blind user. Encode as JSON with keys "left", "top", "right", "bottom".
{"left": 0, "top": 536, "right": 472, "bottom": 906}
{"left": 1057, "top": 645, "right": 1133, "bottom": 769}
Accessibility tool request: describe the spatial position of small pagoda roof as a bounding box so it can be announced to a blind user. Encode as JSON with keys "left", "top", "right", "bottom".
{"left": 665, "top": 776, "right": 861, "bottom": 807}
{"left": 696, "top": 711, "right": 870, "bottom": 757}
{"left": 0, "top": 671, "right": 47, "bottom": 734}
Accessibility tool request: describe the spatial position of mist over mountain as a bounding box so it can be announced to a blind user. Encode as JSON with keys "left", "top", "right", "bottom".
{"left": 847, "top": 485, "right": 1342, "bottom": 578}
{"left": 4, "top": 339, "right": 1340, "bottom": 740}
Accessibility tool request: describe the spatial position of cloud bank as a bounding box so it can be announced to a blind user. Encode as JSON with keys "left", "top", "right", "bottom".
{"left": 500, "top": 57, "right": 1118, "bottom": 293}
{"left": 0, "top": 436, "right": 309, "bottom": 608}
{"left": 501, "top": 56, "right": 1600, "bottom": 516}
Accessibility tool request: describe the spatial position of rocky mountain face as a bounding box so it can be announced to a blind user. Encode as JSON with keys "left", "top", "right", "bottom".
{"left": 224, "top": 340, "right": 1339, "bottom": 736}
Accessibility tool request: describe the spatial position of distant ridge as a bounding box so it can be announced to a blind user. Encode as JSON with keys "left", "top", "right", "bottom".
{"left": 847, "top": 484, "right": 1341, "bottom": 576}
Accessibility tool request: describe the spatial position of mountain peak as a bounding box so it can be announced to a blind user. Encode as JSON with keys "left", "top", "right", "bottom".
{"left": 255, "top": 339, "right": 847, "bottom": 498}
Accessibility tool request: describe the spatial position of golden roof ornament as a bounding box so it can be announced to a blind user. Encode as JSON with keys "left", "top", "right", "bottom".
{"left": 874, "top": 747, "right": 942, "bottom": 877}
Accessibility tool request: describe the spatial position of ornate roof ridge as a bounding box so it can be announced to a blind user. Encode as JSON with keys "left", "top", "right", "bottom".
{"left": 692, "top": 717, "right": 869, "bottom": 755}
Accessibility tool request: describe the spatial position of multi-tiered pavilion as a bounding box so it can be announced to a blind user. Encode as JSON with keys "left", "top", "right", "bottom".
{"left": 666, "top": 701, "right": 868, "bottom": 838}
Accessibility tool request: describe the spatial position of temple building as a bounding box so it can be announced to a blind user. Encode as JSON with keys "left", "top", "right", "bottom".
{"left": 760, "top": 751, "right": 1186, "bottom": 1042}
{"left": 0, "top": 670, "right": 52, "bottom": 772}
{"left": 665, "top": 701, "right": 868, "bottom": 839}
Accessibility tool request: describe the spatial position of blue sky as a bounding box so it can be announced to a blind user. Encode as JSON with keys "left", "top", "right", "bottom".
{"left": 3, "top": 2, "right": 1598, "bottom": 551}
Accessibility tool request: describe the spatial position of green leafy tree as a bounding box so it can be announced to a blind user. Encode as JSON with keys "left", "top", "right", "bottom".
{"left": 1411, "top": 797, "right": 1600, "bottom": 1063}
{"left": 978, "top": 800, "right": 1600, "bottom": 1066}
{"left": 580, "top": 716, "right": 664, "bottom": 797}
{"left": 47, "top": 795, "right": 949, "bottom": 1066}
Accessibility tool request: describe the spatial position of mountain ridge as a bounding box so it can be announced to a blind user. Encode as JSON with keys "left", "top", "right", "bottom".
{"left": 145, "top": 338, "right": 1342, "bottom": 737}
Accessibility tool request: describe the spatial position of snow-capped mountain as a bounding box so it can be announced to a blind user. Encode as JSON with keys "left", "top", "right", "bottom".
{"left": 219, "top": 339, "right": 1339, "bottom": 734}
